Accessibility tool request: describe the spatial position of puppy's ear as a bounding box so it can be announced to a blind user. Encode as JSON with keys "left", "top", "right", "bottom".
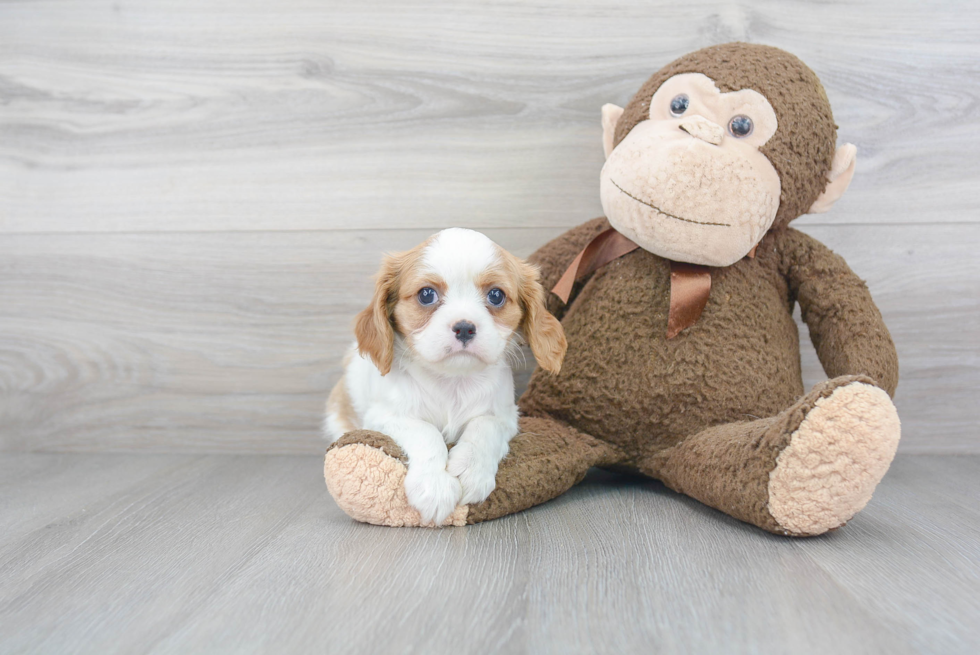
{"left": 518, "top": 262, "right": 567, "bottom": 375}
{"left": 354, "top": 253, "right": 400, "bottom": 376}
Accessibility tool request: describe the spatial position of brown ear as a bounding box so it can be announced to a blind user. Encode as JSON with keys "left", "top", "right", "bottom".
{"left": 518, "top": 262, "right": 567, "bottom": 375}
{"left": 353, "top": 254, "right": 400, "bottom": 376}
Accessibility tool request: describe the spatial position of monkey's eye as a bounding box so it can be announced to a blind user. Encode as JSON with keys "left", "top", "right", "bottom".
{"left": 486, "top": 288, "right": 506, "bottom": 307}
{"left": 728, "top": 115, "right": 754, "bottom": 138}
{"left": 417, "top": 287, "right": 439, "bottom": 306}
{"left": 669, "top": 94, "right": 690, "bottom": 117}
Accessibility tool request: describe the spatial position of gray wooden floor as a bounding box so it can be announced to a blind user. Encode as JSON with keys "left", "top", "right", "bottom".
{"left": 0, "top": 453, "right": 977, "bottom": 655}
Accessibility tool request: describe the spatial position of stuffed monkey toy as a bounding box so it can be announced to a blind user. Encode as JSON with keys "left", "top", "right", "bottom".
{"left": 324, "top": 43, "right": 900, "bottom": 536}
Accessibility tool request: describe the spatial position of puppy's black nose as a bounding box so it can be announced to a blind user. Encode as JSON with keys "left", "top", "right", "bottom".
{"left": 452, "top": 321, "right": 476, "bottom": 344}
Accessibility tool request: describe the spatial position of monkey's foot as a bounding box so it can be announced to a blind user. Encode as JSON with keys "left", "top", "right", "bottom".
{"left": 323, "top": 431, "right": 468, "bottom": 527}
{"left": 768, "top": 380, "right": 901, "bottom": 536}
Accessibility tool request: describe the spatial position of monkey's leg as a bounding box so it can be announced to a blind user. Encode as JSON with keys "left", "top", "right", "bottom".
{"left": 464, "top": 415, "right": 625, "bottom": 524}
{"left": 639, "top": 376, "right": 900, "bottom": 536}
{"left": 323, "top": 417, "right": 623, "bottom": 527}
{"left": 324, "top": 431, "right": 461, "bottom": 527}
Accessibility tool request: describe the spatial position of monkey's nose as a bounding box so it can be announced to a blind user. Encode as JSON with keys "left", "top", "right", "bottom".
{"left": 452, "top": 321, "right": 477, "bottom": 344}
{"left": 679, "top": 116, "right": 724, "bottom": 146}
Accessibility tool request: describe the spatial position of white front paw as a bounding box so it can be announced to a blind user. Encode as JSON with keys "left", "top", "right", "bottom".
{"left": 403, "top": 466, "right": 462, "bottom": 525}
{"left": 447, "top": 443, "right": 498, "bottom": 505}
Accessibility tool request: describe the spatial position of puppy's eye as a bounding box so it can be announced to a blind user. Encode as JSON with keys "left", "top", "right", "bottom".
{"left": 486, "top": 288, "right": 506, "bottom": 307}
{"left": 728, "top": 115, "right": 753, "bottom": 138}
{"left": 669, "top": 94, "right": 690, "bottom": 117}
{"left": 417, "top": 287, "right": 439, "bottom": 306}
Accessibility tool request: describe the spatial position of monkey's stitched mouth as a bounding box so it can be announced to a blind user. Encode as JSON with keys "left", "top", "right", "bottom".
{"left": 610, "top": 179, "right": 731, "bottom": 227}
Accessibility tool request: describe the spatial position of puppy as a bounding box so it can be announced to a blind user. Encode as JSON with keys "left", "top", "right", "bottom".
{"left": 325, "top": 228, "right": 566, "bottom": 525}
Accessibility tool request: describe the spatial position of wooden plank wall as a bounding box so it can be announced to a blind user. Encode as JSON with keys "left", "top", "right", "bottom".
{"left": 1, "top": 0, "right": 978, "bottom": 453}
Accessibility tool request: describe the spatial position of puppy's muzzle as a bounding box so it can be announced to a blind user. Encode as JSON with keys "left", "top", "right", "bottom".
{"left": 452, "top": 321, "right": 477, "bottom": 345}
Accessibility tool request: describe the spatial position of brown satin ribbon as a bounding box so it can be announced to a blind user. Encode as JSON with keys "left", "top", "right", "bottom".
{"left": 667, "top": 262, "right": 712, "bottom": 338}
{"left": 551, "top": 228, "right": 639, "bottom": 304}
{"left": 551, "top": 227, "right": 726, "bottom": 339}
{"left": 664, "top": 241, "right": 759, "bottom": 336}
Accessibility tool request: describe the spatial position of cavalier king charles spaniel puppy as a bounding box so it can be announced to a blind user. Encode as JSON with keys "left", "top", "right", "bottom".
{"left": 325, "top": 228, "right": 566, "bottom": 525}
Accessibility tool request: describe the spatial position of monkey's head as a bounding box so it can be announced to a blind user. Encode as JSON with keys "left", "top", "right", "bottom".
{"left": 600, "top": 42, "right": 856, "bottom": 267}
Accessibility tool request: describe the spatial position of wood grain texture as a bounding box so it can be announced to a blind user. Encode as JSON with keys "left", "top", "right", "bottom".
{"left": 0, "top": 227, "right": 554, "bottom": 453}
{"left": 1, "top": 223, "right": 977, "bottom": 454}
{"left": 1, "top": 0, "right": 978, "bottom": 233}
{"left": 1, "top": 0, "right": 978, "bottom": 454}
{"left": 0, "top": 453, "right": 977, "bottom": 654}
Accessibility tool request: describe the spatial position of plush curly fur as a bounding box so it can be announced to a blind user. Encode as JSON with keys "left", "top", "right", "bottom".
{"left": 324, "top": 43, "right": 901, "bottom": 536}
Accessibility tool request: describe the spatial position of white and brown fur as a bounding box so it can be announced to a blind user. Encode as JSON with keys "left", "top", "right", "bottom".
{"left": 325, "top": 228, "right": 566, "bottom": 525}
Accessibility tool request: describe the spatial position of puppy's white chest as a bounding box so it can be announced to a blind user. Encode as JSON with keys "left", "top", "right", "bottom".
{"left": 416, "top": 380, "right": 495, "bottom": 444}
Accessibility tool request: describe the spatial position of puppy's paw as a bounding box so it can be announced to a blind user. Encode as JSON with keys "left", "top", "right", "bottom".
{"left": 447, "top": 442, "right": 498, "bottom": 505}
{"left": 403, "top": 466, "right": 463, "bottom": 526}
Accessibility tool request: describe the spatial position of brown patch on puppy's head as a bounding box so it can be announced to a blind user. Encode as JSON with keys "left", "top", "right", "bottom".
{"left": 614, "top": 42, "right": 837, "bottom": 228}
{"left": 353, "top": 241, "right": 430, "bottom": 375}
{"left": 390, "top": 260, "right": 445, "bottom": 355}
{"left": 357, "top": 229, "right": 565, "bottom": 376}
{"left": 488, "top": 250, "right": 566, "bottom": 374}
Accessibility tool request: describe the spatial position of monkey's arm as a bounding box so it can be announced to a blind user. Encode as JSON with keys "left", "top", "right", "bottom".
{"left": 778, "top": 228, "right": 899, "bottom": 396}
{"left": 527, "top": 216, "right": 611, "bottom": 317}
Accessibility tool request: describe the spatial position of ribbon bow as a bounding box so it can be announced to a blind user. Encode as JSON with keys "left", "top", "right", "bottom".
{"left": 551, "top": 227, "right": 724, "bottom": 339}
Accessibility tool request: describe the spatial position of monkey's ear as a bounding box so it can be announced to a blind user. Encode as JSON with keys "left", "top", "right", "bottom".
{"left": 602, "top": 104, "right": 625, "bottom": 159}
{"left": 809, "top": 143, "right": 857, "bottom": 214}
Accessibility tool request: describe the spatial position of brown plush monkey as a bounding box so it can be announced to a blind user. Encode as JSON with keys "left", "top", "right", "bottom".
{"left": 324, "top": 43, "right": 901, "bottom": 536}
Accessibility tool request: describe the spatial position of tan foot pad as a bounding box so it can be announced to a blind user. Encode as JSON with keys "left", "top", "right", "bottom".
{"left": 324, "top": 444, "right": 468, "bottom": 527}
{"left": 768, "top": 382, "right": 901, "bottom": 536}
